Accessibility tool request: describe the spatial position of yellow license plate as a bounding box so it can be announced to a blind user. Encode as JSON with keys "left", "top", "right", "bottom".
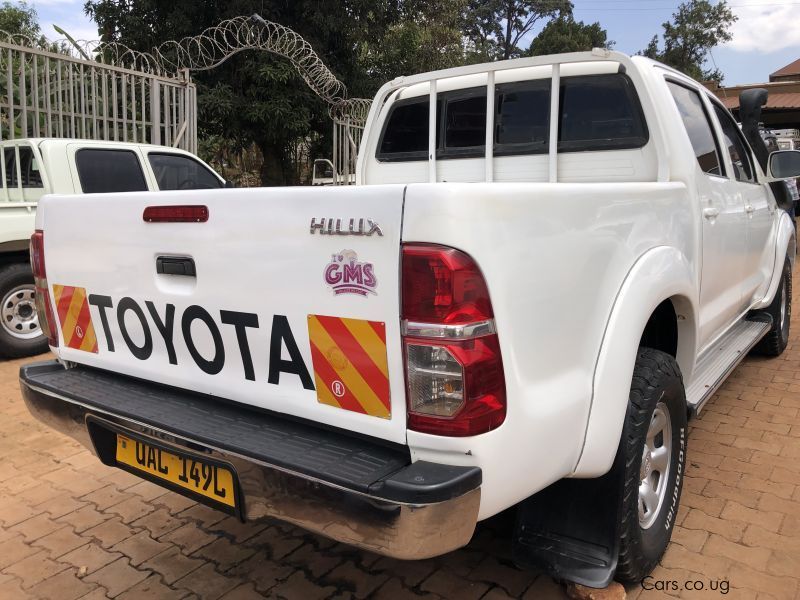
{"left": 115, "top": 434, "right": 236, "bottom": 508}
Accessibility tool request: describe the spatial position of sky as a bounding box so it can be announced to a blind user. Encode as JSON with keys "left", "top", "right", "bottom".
{"left": 27, "top": 0, "right": 800, "bottom": 87}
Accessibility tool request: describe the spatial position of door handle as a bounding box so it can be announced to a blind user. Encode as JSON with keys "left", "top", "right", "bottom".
{"left": 745, "top": 204, "right": 755, "bottom": 214}
{"left": 703, "top": 207, "right": 720, "bottom": 220}
{"left": 156, "top": 256, "right": 196, "bottom": 277}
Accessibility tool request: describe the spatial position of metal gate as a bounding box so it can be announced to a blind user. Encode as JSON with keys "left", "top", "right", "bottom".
{"left": 0, "top": 37, "right": 197, "bottom": 153}
{"left": 332, "top": 117, "right": 362, "bottom": 185}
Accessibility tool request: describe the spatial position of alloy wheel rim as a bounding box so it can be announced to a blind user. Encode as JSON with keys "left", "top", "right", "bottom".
{"left": 1, "top": 284, "right": 41, "bottom": 340}
{"left": 638, "top": 401, "right": 672, "bottom": 530}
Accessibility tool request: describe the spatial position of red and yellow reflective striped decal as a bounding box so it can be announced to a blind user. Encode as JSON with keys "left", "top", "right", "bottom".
{"left": 307, "top": 315, "right": 390, "bottom": 419}
{"left": 52, "top": 285, "right": 98, "bottom": 353}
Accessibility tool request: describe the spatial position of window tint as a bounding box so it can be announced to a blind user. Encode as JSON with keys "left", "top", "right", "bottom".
{"left": 495, "top": 80, "right": 550, "bottom": 153}
{"left": 378, "top": 99, "right": 431, "bottom": 159}
{"left": 443, "top": 90, "right": 486, "bottom": 150}
{"left": 148, "top": 153, "right": 223, "bottom": 190}
{"left": 3, "top": 147, "right": 43, "bottom": 188}
{"left": 76, "top": 149, "right": 148, "bottom": 193}
{"left": 559, "top": 74, "right": 648, "bottom": 151}
{"left": 666, "top": 81, "right": 723, "bottom": 176}
{"left": 712, "top": 104, "right": 755, "bottom": 183}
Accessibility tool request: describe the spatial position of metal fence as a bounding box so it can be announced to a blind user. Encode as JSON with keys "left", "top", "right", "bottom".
{"left": 0, "top": 39, "right": 197, "bottom": 153}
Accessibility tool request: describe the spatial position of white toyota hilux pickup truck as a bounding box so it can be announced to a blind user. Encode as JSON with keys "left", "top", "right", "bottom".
{"left": 19, "top": 51, "right": 800, "bottom": 587}
{"left": 0, "top": 138, "right": 225, "bottom": 358}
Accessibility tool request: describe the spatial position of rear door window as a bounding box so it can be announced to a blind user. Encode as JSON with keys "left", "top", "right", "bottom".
{"left": 666, "top": 81, "right": 724, "bottom": 176}
{"left": 148, "top": 153, "right": 223, "bottom": 190}
{"left": 76, "top": 149, "right": 148, "bottom": 193}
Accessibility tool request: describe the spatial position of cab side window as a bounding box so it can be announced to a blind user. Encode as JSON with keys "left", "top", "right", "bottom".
{"left": 666, "top": 81, "right": 724, "bottom": 177}
{"left": 76, "top": 149, "right": 148, "bottom": 194}
{"left": 712, "top": 104, "right": 756, "bottom": 184}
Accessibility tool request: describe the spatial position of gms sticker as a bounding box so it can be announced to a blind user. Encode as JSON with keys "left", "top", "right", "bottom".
{"left": 324, "top": 250, "right": 377, "bottom": 297}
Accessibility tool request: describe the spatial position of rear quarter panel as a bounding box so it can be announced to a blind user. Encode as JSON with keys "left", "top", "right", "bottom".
{"left": 402, "top": 181, "right": 694, "bottom": 518}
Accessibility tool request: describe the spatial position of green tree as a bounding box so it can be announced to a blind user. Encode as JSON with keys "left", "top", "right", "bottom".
{"left": 463, "top": 0, "right": 573, "bottom": 61}
{"left": 642, "top": 0, "right": 736, "bottom": 81}
{"left": 0, "top": 1, "right": 40, "bottom": 39}
{"left": 85, "top": 1, "right": 470, "bottom": 185}
{"left": 359, "top": 0, "right": 466, "bottom": 81}
{"left": 528, "top": 15, "right": 612, "bottom": 56}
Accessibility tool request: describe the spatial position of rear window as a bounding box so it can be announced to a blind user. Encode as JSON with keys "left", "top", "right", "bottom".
{"left": 76, "top": 149, "right": 148, "bottom": 194}
{"left": 4, "top": 146, "right": 43, "bottom": 188}
{"left": 148, "top": 153, "right": 223, "bottom": 190}
{"left": 558, "top": 74, "right": 648, "bottom": 151}
{"left": 443, "top": 89, "right": 487, "bottom": 153}
{"left": 376, "top": 73, "right": 647, "bottom": 162}
{"left": 495, "top": 80, "right": 551, "bottom": 154}
{"left": 377, "top": 99, "right": 434, "bottom": 160}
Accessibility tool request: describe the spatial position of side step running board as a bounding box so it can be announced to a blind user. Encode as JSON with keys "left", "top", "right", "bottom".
{"left": 686, "top": 316, "right": 771, "bottom": 415}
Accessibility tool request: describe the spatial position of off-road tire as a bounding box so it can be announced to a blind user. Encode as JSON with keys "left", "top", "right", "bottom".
{"left": 0, "top": 263, "right": 49, "bottom": 359}
{"left": 616, "top": 347, "right": 687, "bottom": 583}
{"left": 752, "top": 257, "right": 791, "bottom": 357}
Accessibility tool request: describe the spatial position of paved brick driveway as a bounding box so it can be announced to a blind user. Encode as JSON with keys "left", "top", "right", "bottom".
{"left": 1, "top": 271, "right": 800, "bottom": 599}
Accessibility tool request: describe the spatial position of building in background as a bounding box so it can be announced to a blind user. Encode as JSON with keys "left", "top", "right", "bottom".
{"left": 706, "top": 58, "right": 800, "bottom": 136}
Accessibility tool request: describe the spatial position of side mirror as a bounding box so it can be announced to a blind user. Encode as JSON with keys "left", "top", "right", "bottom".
{"left": 767, "top": 150, "right": 800, "bottom": 181}
{"left": 224, "top": 180, "right": 235, "bottom": 189}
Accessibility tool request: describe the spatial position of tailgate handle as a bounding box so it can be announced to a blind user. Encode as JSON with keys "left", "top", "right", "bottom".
{"left": 156, "top": 256, "right": 196, "bottom": 277}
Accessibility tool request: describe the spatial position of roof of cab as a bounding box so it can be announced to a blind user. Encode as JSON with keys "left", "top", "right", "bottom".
{"left": 0, "top": 138, "right": 192, "bottom": 153}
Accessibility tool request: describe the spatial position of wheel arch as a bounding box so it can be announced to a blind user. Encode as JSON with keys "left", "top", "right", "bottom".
{"left": 753, "top": 211, "right": 795, "bottom": 311}
{"left": 573, "top": 246, "right": 697, "bottom": 477}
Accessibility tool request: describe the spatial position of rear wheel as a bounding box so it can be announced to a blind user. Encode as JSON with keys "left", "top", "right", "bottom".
{"left": 752, "top": 257, "right": 791, "bottom": 357}
{"left": 616, "top": 347, "right": 687, "bottom": 583}
{"left": 0, "top": 263, "right": 49, "bottom": 358}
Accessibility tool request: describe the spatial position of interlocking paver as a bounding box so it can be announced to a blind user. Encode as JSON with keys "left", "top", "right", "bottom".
{"left": 111, "top": 531, "right": 170, "bottom": 566}
{"left": 60, "top": 542, "right": 121, "bottom": 575}
{"left": 33, "top": 526, "right": 86, "bottom": 558}
{"left": 173, "top": 563, "right": 241, "bottom": 599}
{"left": 82, "top": 557, "right": 149, "bottom": 597}
{"left": 116, "top": 573, "right": 188, "bottom": 599}
{"left": 2, "top": 264, "right": 800, "bottom": 599}
{"left": 142, "top": 546, "right": 204, "bottom": 584}
{"left": 84, "top": 517, "right": 138, "bottom": 549}
{"left": 27, "top": 568, "right": 98, "bottom": 600}
{"left": 2, "top": 550, "right": 69, "bottom": 589}
{"left": 10, "top": 513, "right": 65, "bottom": 543}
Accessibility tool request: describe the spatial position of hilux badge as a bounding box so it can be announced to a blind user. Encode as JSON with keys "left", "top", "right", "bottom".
{"left": 310, "top": 217, "right": 383, "bottom": 236}
{"left": 324, "top": 250, "right": 377, "bottom": 296}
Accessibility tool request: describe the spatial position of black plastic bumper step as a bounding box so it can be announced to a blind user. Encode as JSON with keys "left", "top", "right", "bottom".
{"left": 20, "top": 361, "right": 480, "bottom": 504}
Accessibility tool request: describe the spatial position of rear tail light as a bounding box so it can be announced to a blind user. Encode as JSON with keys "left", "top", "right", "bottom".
{"left": 30, "top": 230, "right": 58, "bottom": 347}
{"left": 402, "top": 244, "right": 505, "bottom": 436}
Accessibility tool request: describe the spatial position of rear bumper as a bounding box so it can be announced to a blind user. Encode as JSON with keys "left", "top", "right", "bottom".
{"left": 19, "top": 360, "right": 481, "bottom": 559}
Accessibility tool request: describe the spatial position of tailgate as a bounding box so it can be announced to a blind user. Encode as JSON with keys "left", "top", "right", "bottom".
{"left": 38, "top": 185, "right": 408, "bottom": 443}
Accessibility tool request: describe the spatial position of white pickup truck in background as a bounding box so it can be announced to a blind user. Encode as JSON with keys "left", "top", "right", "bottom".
{"left": 19, "top": 51, "right": 800, "bottom": 588}
{"left": 0, "top": 139, "right": 225, "bottom": 358}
